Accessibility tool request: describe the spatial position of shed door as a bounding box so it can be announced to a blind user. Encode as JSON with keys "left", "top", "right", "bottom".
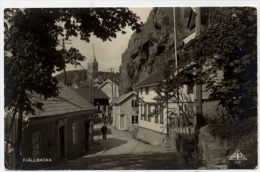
{"left": 120, "top": 114, "right": 125, "bottom": 130}
{"left": 58, "top": 126, "right": 65, "bottom": 159}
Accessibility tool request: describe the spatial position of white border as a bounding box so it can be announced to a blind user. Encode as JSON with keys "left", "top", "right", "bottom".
{"left": 0, "top": 0, "right": 260, "bottom": 172}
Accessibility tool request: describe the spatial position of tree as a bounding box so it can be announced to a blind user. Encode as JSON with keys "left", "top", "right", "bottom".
{"left": 4, "top": 8, "right": 142, "bottom": 169}
{"left": 186, "top": 7, "right": 257, "bottom": 121}
{"left": 155, "top": 7, "right": 257, "bottom": 129}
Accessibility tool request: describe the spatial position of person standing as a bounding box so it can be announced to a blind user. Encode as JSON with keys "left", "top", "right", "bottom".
{"left": 101, "top": 123, "right": 107, "bottom": 140}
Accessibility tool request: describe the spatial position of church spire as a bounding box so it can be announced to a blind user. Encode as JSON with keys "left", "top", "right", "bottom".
{"left": 87, "top": 43, "right": 99, "bottom": 81}
{"left": 92, "top": 44, "right": 98, "bottom": 63}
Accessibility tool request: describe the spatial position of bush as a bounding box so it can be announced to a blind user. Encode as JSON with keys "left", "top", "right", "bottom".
{"left": 208, "top": 116, "right": 257, "bottom": 169}
{"left": 208, "top": 116, "right": 257, "bottom": 140}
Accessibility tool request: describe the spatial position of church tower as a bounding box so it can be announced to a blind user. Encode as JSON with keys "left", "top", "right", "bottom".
{"left": 87, "top": 45, "right": 99, "bottom": 82}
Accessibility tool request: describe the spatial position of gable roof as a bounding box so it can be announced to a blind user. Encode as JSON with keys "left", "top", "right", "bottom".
{"left": 29, "top": 82, "right": 97, "bottom": 118}
{"left": 73, "top": 87, "right": 109, "bottom": 102}
{"left": 134, "top": 72, "right": 164, "bottom": 89}
{"left": 98, "top": 78, "right": 119, "bottom": 89}
{"left": 112, "top": 91, "right": 136, "bottom": 105}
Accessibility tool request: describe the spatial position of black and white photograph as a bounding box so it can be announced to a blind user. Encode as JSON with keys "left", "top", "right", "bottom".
{"left": 2, "top": 2, "right": 258, "bottom": 171}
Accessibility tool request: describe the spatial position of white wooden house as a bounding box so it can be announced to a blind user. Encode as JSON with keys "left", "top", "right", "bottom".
{"left": 98, "top": 78, "right": 119, "bottom": 103}
{"left": 111, "top": 91, "right": 138, "bottom": 130}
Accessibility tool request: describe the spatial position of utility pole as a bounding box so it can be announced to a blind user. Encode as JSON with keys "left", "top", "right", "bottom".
{"left": 173, "top": 7, "right": 180, "bottom": 134}
{"left": 194, "top": 7, "right": 202, "bottom": 133}
{"left": 61, "top": 38, "right": 72, "bottom": 85}
{"left": 110, "top": 68, "right": 114, "bottom": 102}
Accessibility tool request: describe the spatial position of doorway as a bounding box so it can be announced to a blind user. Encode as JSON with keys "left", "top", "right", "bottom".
{"left": 85, "top": 122, "right": 89, "bottom": 150}
{"left": 120, "top": 114, "right": 125, "bottom": 130}
{"left": 58, "top": 126, "right": 65, "bottom": 159}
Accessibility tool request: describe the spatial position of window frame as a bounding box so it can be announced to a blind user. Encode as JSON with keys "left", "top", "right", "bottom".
{"left": 32, "top": 131, "right": 41, "bottom": 158}
{"left": 154, "top": 105, "right": 159, "bottom": 123}
{"left": 159, "top": 107, "right": 164, "bottom": 124}
{"left": 131, "top": 115, "right": 138, "bottom": 124}
{"left": 72, "top": 122, "right": 78, "bottom": 145}
{"left": 148, "top": 104, "right": 151, "bottom": 122}
{"left": 144, "top": 104, "right": 147, "bottom": 121}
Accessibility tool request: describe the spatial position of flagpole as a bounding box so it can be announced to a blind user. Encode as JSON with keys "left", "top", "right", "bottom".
{"left": 173, "top": 8, "right": 178, "bottom": 73}
{"left": 173, "top": 7, "right": 180, "bottom": 133}
{"left": 194, "top": 7, "right": 202, "bottom": 133}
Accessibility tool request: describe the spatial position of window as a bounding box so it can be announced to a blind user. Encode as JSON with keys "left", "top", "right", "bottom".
{"left": 187, "top": 84, "right": 194, "bottom": 94}
{"left": 148, "top": 104, "right": 151, "bottom": 122}
{"left": 140, "top": 104, "right": 144, "bottom": 120}
{"left": 160, "top": 107, "right": 164, "bottom": 124}
{"left": 72, "top": 122, "right": 78, "bottom": 144}
{"left": 131, "top": 100, "right": 134, "bottom": 107}
{"left": 144, "top": 104, "right": 147, "bottom": 121}
{"left": 32, "top": 131, "right": 41, "bottom": 158}
{"left": 145, "top": 86, "right": 149, "bottom": 95}
{"left": 132, "top": 115, "right": 138, "bottom": 124}
{"left": 154, "top": 105, "right": 159, "bottom": 123}
{"left": 131, "top": 100, "right": 138, "bottom": 107}
{"left": 140, "top": 87, "right": 143, "bottom": 95}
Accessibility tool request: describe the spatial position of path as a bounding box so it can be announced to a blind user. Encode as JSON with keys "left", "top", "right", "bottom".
{"left": 48, "top": 127, "right": 188, "bottom": 170}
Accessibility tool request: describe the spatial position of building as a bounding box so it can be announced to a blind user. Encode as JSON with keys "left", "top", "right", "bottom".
{"left": 111, "top": 91, "right": 139, "bottom": 130}
{"left": 87, "top": 47, "right": 99, "bottom": 81}
{"left": 98, "top": 78, "right": 119, "bottom": 103}
{"left": 133, "top": 68, "right": 223, "bottom": 146}
{"left": 133, "top": 72, "right": 169, "bottom": 146}
{"left": 73, "top": 87, "right": 110, "bottom": 119}
{"left": 55, "top": 45, "right": 119, "bottom": 89}
{"left": 5, "top": 83, "right": 97, "bottom": 169}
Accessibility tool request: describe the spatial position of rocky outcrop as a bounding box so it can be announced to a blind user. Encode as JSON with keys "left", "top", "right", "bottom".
{"left": 119, "top": 7, "right": 195, "bottom": 94}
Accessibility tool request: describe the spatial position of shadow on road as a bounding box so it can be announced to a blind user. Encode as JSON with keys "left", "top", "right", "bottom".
{"left": 93, "top": 128, "right": 112, "bottom": 136}
{"left": 48, "top": 152, "right": 189, "bottom": 170}
{"left": 101, "top": 138, "right": 128, "bottom": 152}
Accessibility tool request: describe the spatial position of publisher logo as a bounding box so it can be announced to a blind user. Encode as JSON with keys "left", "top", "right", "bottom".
{"left": 228, "top": 149, "right": 247, "bottom": 164}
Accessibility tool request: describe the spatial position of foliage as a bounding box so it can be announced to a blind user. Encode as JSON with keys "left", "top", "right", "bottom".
{"left": 4, "top": 8, "right": 142, "bottom": 114}
{"left": 208, "top": 116, "right": 257, "bottom": 168}
{"left": 208, "top": 116, "right": 257, "bottom": 139}
{"left": 4, "top": 8, "right": 142, "bottom": 169}
{"left": 190, "top": 7, "right": 256, "bottom": 120}
{"left": 156, "top": 7, "right": 257, "bottom": 124}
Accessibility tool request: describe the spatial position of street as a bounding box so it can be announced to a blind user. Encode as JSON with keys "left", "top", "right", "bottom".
{"left": 48, "top": 127, "right": 188, "bottom": 170}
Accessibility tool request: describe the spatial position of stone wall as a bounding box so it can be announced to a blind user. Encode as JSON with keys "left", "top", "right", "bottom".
{"left": 198, "top": 125, "right": 229, "bottom": 169}
{"left": 135, "top": 127, "right": 167, "bottom": 146}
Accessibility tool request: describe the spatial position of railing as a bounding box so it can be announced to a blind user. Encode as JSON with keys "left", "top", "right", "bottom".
{"left": 169, "top": 111, "right": 195, "bottom": 135}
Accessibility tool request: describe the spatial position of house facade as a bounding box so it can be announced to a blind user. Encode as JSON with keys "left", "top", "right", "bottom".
{"left": 98, "top": 78, "right": 119, "bottom": 103}
{"left": 133, "top": 68, "right": 224, "bottom": 146}
{"left": 73, "top": 86, "right": 110, "bottom": 120}
{"left": 5, "top": 83, "right": 97, "bottom": 169}
{"left": 133, "top": 72, "right": 169, "bottom": 146}
{"left": 111, "top": 91, "right": 138, "bottom": 130}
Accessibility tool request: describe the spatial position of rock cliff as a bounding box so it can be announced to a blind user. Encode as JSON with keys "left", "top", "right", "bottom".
{"left": 119, "top": 7, "right": 195, "bottom": 95}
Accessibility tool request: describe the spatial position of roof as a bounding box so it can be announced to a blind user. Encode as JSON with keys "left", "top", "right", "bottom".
{"left": 112, "top": 91, "right": 136, "bottom": 105}
{"left": 29, "top": 82, "right": 97, "bottom": 118}
{"left": 134, "top": 72, "right": 164, "bottom": 88}
{"left": 73, "top": 87, "right": 110, "bottom": 102}
{"left": 54, "top": 69, "right": 119, "bottom": 86}
{"left": 98, "top": 78, "right": 119, "bottom": 89}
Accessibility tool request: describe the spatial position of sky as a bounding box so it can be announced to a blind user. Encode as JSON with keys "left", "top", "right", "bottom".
{"left": 64, "top": 8, "right": 152, "bottom": 73}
